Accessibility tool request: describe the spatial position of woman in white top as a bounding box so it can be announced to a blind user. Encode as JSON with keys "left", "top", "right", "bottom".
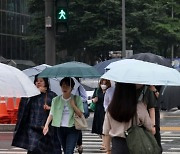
{"left": 103, "top": 82, "right": 153, "bottom": 154}
{"left": 43, "top": 77, "right": 84, "bottom": 154}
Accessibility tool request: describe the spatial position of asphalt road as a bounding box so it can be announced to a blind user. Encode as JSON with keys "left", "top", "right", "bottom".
{"left": 1, "top": 109, "right": 180, "bottom": 154}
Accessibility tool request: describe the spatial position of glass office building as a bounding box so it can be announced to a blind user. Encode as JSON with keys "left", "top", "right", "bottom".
{"left": 0, "top": 0, "right": 32, "bottom": 60}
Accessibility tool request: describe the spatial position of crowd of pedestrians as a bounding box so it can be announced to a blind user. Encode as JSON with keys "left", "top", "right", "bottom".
{"left": 11, "top": 75, "right": 162, "bottom": 154}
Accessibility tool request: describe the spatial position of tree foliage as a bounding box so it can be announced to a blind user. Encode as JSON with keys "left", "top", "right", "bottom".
{"left": 27, "top": 0, "right": 180, "bottom": 64}
{"left": 25, "top": 0, "right": 45, "bottom": 64}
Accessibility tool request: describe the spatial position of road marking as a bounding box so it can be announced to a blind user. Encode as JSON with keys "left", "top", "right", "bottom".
{"left": 163, "top": 116, "right": 180, "bottom": 118}
{"left": 160, "top": 127, "right": 180, "bottom": 131}
{"left": 161, "top": 139, "right": 173, "bottom": 142}
{"left": 0, "top": 152, "right": 26, "bottom": 154}
{"left": 163, "top": 152, "right": 180, "bottom": 154}
{"left": 162, "top": 136, "right": 180, "bottom": 139}
{"left": 0, "top": 132, "right": 13, "bottom": 134}
{"left": 12, "top": 148, "right": 25, "bottom": 150}
{"left": 170, "top": 148, "right": 180, "bottom": 150}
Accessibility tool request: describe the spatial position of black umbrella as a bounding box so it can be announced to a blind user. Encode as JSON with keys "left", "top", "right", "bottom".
{"left": 128, "top": 52, "right": 172, "bottom": 67}
{"left": 159, "top": 86, "right": 180, "bottom": 110}
{"left": 93, "top": 58, "right": 121, "bottom": 75}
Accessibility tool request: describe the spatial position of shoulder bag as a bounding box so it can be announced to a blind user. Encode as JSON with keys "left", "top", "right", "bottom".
{"left": 124, "top": 114, "right": 161, "bottom": 154}
{"left": 74, "top": 95, "right": 88, "bottom": 130}
{"left": 74, "top": 113, "right": 88, "bottom": 130}
{"left": 89, "top": 88, "right": 98, "bottom": 111}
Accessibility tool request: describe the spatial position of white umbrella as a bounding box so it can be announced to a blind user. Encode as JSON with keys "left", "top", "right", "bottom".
{"left": 102, "top": 59, "right": 180, "bottom": 86}
{"left": 0, "top": 63, "right": 40, "bottom": 97}
{"left": 23, "top": 64, "right": 60, "bottom": 95}
{"left": 23, "top": 64, "right": 80, "bottom": 95}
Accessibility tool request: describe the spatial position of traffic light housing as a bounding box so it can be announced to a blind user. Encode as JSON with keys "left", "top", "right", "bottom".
{"left": 56, "top": 0, "right": 69, "bottom": 34}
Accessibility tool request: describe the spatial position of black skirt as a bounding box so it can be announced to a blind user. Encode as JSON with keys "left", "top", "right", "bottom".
{"left": 111, "top": 137, "right": 130, "bottom": 154}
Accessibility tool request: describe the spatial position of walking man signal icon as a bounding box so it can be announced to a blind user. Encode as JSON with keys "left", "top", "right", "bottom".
{"left": 59, "top": 9, "right": 66, "bottom": 20}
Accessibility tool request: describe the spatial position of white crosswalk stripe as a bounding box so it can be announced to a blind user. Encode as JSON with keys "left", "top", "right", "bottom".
{"left": 1, "top": 130, "right": 180, "bottom": 154}
{"left": 74, "top": 131, "right": 105, "bottom": 153}
{"left": 161, "top": 132, "right": 180, "bottom": 154}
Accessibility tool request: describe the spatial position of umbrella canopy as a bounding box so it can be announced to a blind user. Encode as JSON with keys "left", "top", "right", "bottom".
{"left": 23, "top": 64, "right": 50, "bottom": 76}
{"left": 23, "top": 64, "right": 82, "bottom": 95}
{"left": 94, "top": 58, "right": 121, "bottom": 75}
{"left": 128, "top": 52, "right": 172, "bottom": 67}
{"left": 159, "top": 86, "right": 180, "bottom": 110}
{"left": 102, "top": 59, "right": 180, "bottom": 86}
{"left": 0, "top": 63, "right": 40, "bottom": 97}
{"left": 23, "top": 64, "right": 61, "bottom": 95}
{"left": 39, "top": 61, "right": 101, "bottom": 78}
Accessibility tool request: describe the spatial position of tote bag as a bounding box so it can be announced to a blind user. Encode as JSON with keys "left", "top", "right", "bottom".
{"left": 74, "top": 113, "right": 88, "bottom": 130}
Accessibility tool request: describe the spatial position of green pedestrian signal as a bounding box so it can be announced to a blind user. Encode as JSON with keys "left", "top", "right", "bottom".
{"left": 56, "top": 0, "right": 69, "bottom": 34}
{"left": 57, "top": 8, "right": 68, "bottom": 21}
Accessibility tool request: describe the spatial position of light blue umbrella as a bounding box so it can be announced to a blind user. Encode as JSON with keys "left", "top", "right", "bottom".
{"left": 102, "top": 59, "right": 180, "bottom": 86}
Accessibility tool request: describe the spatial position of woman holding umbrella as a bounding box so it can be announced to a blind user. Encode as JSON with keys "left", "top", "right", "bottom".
{"left": 12, "top": 75, "right": 57, "bottom": 154}
{"left": 43, "top": 77, "right": 84, "bottom": 154}
{"left": 103, "top": 82, "right": 153, "bottom": 154}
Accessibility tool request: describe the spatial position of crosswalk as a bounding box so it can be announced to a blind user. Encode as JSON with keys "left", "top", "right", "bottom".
{"left": 161, "top": 131, "right": 180, "bottom": 154}
{"left": 1, "top": 130, "right": 180, "bottom": 154}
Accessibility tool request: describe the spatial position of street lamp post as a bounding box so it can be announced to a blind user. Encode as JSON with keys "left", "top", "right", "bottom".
{"left": 122, "top": 0, "right": 126, "bottom": 58}
{"left": 171, "top": 0, "right": 174, "bottom": 62}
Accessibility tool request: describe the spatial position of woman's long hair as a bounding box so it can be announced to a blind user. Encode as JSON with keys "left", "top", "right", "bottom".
{"left": 107, "top": 82, "right": 137, "bottom": 122}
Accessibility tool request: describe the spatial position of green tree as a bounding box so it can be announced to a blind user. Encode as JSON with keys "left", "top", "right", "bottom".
{"left": 26, "top": 0, "right": 180, "bottom": 64}
{"left": 26, "top": 0, "right": 45, "bottom": 64}
{"left": 126, "top": 0, "right": 180, "bottom": 57}
{"left": 63, "top": 0, "right": 122, "bottom": 64}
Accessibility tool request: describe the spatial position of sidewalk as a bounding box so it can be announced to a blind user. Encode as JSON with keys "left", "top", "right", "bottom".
{"left": 0, "top": 124, "right": 15, "bottom": 132}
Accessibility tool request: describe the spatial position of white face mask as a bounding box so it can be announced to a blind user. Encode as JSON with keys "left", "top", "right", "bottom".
{"left": 101, "top": 84, "right": 107, "bottom": 90}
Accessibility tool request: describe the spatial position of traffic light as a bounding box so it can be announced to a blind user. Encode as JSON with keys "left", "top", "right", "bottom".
{"left": 56, "top": 0, "right": 69, "bottom": 34}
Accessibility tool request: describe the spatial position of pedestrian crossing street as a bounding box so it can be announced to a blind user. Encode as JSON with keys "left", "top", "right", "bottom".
{"left": 1, "top": 130, "right": 180, "bottom": 154}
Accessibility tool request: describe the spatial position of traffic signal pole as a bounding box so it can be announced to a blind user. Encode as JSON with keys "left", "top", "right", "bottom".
{"left": 45, "top": 0, "right": 56, "bottom": 65}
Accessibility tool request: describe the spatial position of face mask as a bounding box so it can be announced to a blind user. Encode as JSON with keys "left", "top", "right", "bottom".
{"left": 101, "top": 84, "right": 107, "bottom": 90}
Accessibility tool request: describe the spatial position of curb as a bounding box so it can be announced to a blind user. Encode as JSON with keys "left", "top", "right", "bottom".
{"left": 0, "top": 124, "right": 92, "bottom": 132}
{"left": 0, "top": 124, "right": 15, "bottom": 131}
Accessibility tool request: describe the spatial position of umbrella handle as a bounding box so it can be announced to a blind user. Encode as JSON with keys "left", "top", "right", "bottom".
{"left": 44, "top": 92, "right": 47, "bottom": 105}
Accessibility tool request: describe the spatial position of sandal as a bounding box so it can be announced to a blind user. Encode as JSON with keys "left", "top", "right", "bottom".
{"left": 77, "top": 145, "right": 83, "bottom": 154}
